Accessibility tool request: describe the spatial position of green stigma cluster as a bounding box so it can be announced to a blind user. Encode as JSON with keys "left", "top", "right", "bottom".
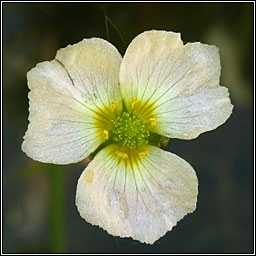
{"left": 112, "top": 112, "right": 150, "bottom": 148}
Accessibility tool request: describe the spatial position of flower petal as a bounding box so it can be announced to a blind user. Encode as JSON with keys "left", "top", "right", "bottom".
{"left": 153, "top": 87, "right": 233, "bottom": 139}
{"left": 120, "top": 30, "right": 233, "bottom": 138}
{"left": 56, "top": 38, "right": 123, "bottom": 113}
{"left": 120, "top": 30, "right": 183, "bottom": 111}
{"left": 76, "top": 144, "right": 198, "bottom": 244}
{"left": 22, "top": 38, "right": 122, "bottom": 164}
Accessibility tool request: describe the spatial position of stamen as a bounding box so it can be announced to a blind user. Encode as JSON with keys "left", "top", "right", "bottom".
{"left": 138, "top": 151, "right": 149, "bottom": 158}
{"left": 149, "top": 117, "right": 157, "bottom": 126}
{"left": 116, "top": 151, "right": 128, "bottom": 159}
{"left": 109, "top": 101, "right": 117, "bottom": 112}
{"left": 131, "top": 100, "right": 141, "bottom": 109}
{"left": 103, "top": 130, "right": 109, "bottom": 139}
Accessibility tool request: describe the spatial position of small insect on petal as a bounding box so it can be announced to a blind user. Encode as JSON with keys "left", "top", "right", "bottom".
{"left": 138, "top": 151, "right": 149, "bottom": 158}
{"left": 103, "top": 130, "right": 109, "bottom": 139}
{"left": 85, "top": 169, "right": 94, "bottom": 183}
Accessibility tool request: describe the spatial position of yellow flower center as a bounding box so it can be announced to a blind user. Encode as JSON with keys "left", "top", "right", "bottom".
{"left": 90, "top": 101, "right": 163, "bottom": 161}
{"left": 112, "top": 112, "right": 150, "bottom": 148}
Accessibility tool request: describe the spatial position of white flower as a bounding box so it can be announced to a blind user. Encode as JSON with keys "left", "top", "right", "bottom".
{"left": 22, "top": 30, "right": 233, "bottom": 244}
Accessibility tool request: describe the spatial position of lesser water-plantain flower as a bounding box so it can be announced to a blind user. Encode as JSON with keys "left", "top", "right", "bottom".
{"left": 22, "top": 30, "right": 233, "bottom": 244}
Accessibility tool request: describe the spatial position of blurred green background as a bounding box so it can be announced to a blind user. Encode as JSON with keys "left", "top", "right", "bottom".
{"left": 3, "top": 2, "right": 254, "bottom": 253}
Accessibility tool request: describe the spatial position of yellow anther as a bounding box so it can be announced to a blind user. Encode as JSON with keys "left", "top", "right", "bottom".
{"left": 103, "top": 130, "right": 109, "bottom": 139}
{"left": 116, "top": 151, "right": 128, "bottom": 159}
{"left": 149, "top": 117, "right": 157, "bottom": 126}
{"left": 131, "top": 100, "right": 141, "bottom": 109}
{"left": 85, "top": 169, "right": 94, "bottom": 183}
{"left": 109, "top": 102, "right": 117, "bottom": 112}
{"left": 138, "top": 151, "right": 149, "bottom": 158}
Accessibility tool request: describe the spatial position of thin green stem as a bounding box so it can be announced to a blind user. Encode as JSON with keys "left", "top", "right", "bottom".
{"left": 48, "top": 165, "right": 68, "bottom": 253}
{"left": 100, "top": 5, "right": 126, "bottom": 47}
{"left": 104, "top": 14, "right": 110, "bottom": 41}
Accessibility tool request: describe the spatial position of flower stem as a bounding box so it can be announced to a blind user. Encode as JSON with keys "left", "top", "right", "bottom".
{"left": 48, "top": 165, "right": 68, "bottom": 253}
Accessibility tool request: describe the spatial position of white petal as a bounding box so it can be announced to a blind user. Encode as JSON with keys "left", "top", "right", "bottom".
{"left": 56, "top": 38, "right": 123, "bottom": 113}
{"left": 153, "top": 87, "right": 233, "bottom": 139}
{"left": 22, "top": 38, "right": 122, "bottom": 164}
{"left": 76, "top": 144, "right": 198, "bottom": 244}
{"left": 120, "top": 30, "right": 233, "bottom": 138}
{"left": 120, "top": 30, "right": 183, "bottom": 111}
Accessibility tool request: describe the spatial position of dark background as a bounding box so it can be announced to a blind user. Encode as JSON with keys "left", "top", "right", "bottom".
{"left": 3, "top": 2, "right": 254, "bottom": 254}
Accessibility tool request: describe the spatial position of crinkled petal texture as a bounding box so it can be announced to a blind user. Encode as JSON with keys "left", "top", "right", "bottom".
{"left": 22, "top": 38, "right": 122, "bottom": 164}
{"left": 76, "top": 144, "right": 198, "bottom": 244}
{"left": 120, "top": 30, "right": 233, "bottom": 139}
